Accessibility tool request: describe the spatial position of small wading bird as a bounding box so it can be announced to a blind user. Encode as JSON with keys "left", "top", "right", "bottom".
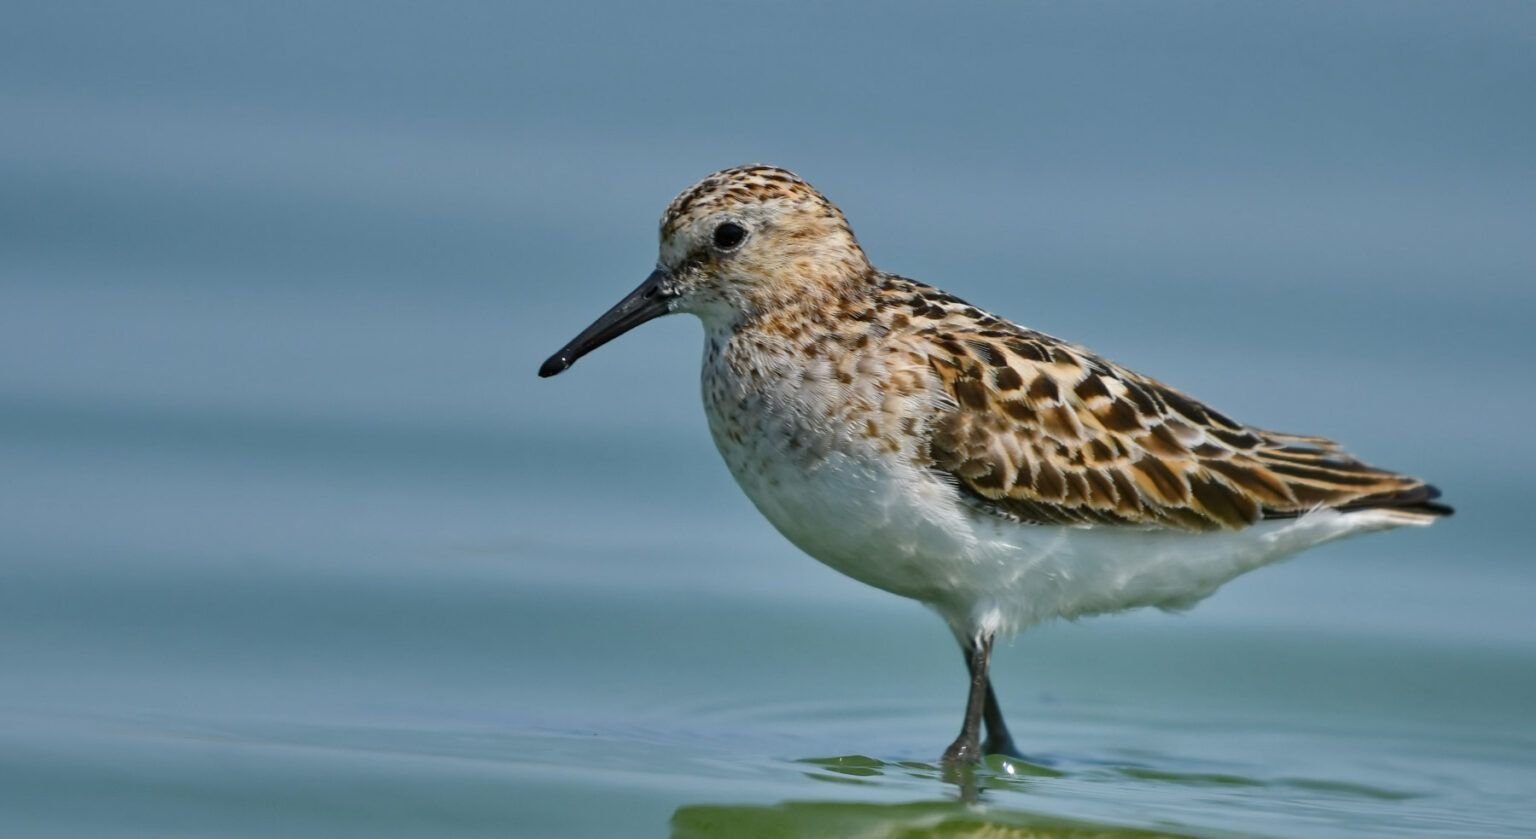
{"left": 539, "top": 165, "right": 1452, "bottom": 764}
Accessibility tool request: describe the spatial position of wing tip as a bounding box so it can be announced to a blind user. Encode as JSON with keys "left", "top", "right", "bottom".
{"left": 1399, "top": 483, "right": 1455, "bottom": 518}
{"left": 1342, "top": 482, "right": 1454, "bottom": 519}
{"left": 1260, "top": 481, "right": 1454, "bottom": 523}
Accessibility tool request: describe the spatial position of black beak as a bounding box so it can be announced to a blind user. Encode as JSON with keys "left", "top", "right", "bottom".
{"left": 538, "top": 268, "right": 675, "bottom": 378}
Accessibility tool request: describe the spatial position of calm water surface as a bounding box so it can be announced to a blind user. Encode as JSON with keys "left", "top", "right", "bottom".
{"left": 3, "top": 3, "right": 1535, "bottom": 836}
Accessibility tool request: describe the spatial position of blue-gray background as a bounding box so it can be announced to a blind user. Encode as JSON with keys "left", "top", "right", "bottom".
{"left": 2, "top": 3, "right": 1533, "bottom": 837}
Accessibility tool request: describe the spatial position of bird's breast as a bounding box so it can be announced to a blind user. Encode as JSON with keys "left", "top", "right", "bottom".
{"left": 698, "top": 338, "right": 990, "bottom": 604}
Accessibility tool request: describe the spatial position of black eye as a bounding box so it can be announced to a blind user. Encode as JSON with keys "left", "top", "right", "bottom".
{"left": 712, "top": 221, "right": 747, "bottom": 251}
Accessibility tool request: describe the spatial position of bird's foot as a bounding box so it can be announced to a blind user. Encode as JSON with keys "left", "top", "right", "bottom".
{"left": 941, "top": 734, "right": 982, "bottom": 765}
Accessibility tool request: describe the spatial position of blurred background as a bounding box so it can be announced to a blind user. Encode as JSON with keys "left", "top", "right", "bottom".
{"left": 2, "top": 2, "right": 1533, "bottom": 837}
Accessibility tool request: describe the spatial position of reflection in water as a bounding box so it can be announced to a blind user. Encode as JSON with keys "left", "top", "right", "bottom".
{"left": 672, "top": 798, "right": 1195, "bottom": 838}
{"left": 673, "top": 754, "right": 1168, "bottom": 838}
{"left": 673, "top": 753, "right": 1421, "bottom": 837}
{"left": 798, "top": 754, "right": 1063, "bottom": 804}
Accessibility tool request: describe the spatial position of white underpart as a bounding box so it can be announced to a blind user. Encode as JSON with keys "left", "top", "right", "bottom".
{"left": 695, "top": 320, "right": 1427, "bottom": 642}
{"left": 722, "top": 439, "right": 1418, "bottom": 640}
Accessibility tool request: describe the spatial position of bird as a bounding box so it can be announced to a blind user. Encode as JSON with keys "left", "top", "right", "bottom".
{"left": 538, "top": 164, "right": 1452, "bottom": 764}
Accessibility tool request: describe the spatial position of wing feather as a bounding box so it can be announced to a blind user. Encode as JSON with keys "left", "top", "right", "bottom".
{"left": 874, "top": 276, "right": 1452, "bottom": 531}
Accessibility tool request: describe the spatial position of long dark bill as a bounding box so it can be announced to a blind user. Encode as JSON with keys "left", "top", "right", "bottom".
{"left": 538, "top": 268, "right": 674, "bottom": 378}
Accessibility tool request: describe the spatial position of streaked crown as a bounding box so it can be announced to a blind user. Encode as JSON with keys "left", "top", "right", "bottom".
{"left": 656, "top": 165, "right": 873, "bottom": 319}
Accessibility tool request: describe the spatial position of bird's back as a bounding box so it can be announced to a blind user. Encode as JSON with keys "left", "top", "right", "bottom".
{"left": 864, "top": 275, "right": 1451, "bottom": 532}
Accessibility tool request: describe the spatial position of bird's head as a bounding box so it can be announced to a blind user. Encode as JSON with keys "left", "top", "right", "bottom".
{"left": 539, "top": 164, "right": 871, "bottom": 378}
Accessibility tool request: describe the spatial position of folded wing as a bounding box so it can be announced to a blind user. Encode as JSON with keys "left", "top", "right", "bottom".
{"left": 904, "top": 290, "right": 1450, "bottom": 531}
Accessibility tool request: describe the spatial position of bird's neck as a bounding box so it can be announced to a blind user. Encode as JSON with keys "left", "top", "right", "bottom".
{"left": 730, "top": 262, "right": 876, "bottom": 326}
{"left": 696, "top": 276, "right": 880, "bottom": 403}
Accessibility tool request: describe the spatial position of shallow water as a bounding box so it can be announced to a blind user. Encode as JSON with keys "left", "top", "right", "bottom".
{"left": 4, "top": 2, "right": 1536, "bottom": 836}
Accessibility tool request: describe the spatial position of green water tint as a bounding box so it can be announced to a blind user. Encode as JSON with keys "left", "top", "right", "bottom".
{"left": 798, "top": 755, "right": 1065, "bottom": 793}
{"left": 674, "top": 800, "right": 1195, "bottom": 839}
{"left": 794, "top": 754, "right": 1410, "bottom": 804}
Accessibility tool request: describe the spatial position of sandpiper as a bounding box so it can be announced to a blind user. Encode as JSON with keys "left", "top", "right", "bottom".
{"left": 538, "top": 165, "right": 1452, "bottom": 764}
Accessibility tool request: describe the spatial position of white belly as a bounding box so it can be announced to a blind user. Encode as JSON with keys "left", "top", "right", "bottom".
{"left": 705, "top": 397, "right": 1416, "bottom": 639}
{"left": 710, "top": 420, "right": 991, "bottom": 605}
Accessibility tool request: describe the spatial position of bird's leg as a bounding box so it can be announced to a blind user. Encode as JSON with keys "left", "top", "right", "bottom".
{"left": 961, "top": 643, "right": 1024, "bottom": 759}
{"left": 941, "top": 633, "right": 993, "bottom": 764}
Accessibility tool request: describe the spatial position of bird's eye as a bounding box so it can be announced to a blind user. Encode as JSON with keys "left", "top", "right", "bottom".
{"left": 712, "top": 221, "right": 747, "bottom": 251}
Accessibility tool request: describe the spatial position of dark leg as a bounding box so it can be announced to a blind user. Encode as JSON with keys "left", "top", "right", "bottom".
{"left": 941, "top": 634, "right": 992, "bottom": 764}
{"left": 964, "top": 645, "right": 1023, "bottom": 759}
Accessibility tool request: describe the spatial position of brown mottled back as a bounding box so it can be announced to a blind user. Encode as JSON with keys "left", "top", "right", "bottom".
{"left": 872, "top": 276, "right": 1449, "bottom": 531}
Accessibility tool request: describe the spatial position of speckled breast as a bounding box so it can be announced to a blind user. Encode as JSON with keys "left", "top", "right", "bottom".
{"left": 698, "top": 345, "right": 983, "bottom": 605}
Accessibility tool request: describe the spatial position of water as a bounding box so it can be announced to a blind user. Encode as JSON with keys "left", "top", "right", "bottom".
{"left": 3, "top": 2, "right": 1535, "bottom": 836}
